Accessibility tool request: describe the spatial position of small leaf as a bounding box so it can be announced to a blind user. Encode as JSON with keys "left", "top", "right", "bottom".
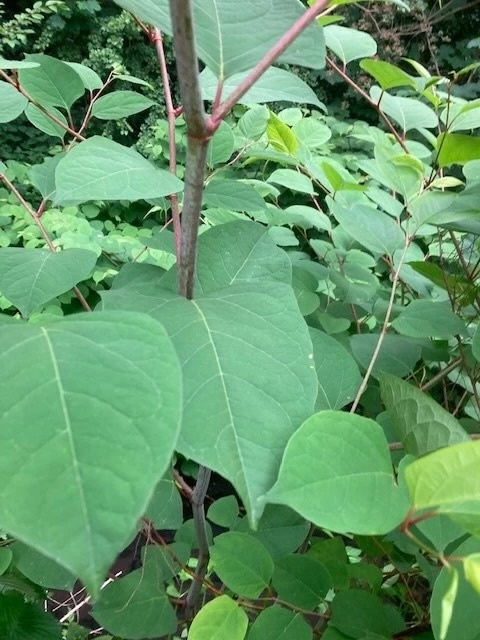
{"left": 268, "top": 169, "right": 314, "bottom": 194}
{"left": 392, "top": 300, "right": 467, "bottom": 339}
{"left": 325, "top": 25, "right": 377, "bottom": 64}
{"left": 210, "top": 532, "right": 273, "bottom": 597}
{"left": 436, "top": 133, "right": 480, "bottom": 167}
{"left": 293, "top": 117, "right": 331, "bottom": 148}
{"left": 19, "top": 54, "right": 84, "bottom": 111}
{"left": 272, "top": 555, "right": 331, "bottom": 608}
{"left": 360, "top": 59, "right": 416, "bottom": 90}
{"left": 0, "top": 248, "right": 97, "bottom": 318}
{"left": 189, "top": 595, "right": 248, "bottom": 640}
{"left": 91, "top": 90, "right": 155, "bottom": 120}
{"left": 351, "top": 334, "right": 421, "bottom": 379}
{"left": 267, "top": 112, "right": 298, "bottom": 155}
{"left": 237, "top": 105, "right": 269, "bottom": 140}
{"left": 203, "top": 179, "right": 266, "bottom": 213}
{"left": 473, "top": 326, "right": 480, "bottom": 363}
{"left": 379, "top": 373, "right": 469, "bottom": 456}
{"left": 24, "top": 103, "right": 68, "bottom": 139}
{"left": 0, "top": 548, "right": 12, "bottom": 576}
{"left": 267, "top": 411, "right": 409, "bottom": 534}
{"left": 65, "top": 62, "right": 103, "bottom": 91}
{"left": 463, "top": 554, "right": 480, "bottom": 594}
{"left": 144, "top": 479, "right": 183, "bottom": 530}
{"left": 54, "top": 136, "right": 183, "bottom": 205}
{"left": 207, "top": 121, "right": 235, "bottom": 167}
{"left": 0, "top": 81, "right": 28, "bottom": 123}
{"left": 248, "top": 605, "right": 313, "bottom": 640}
{"left": 207, "top": 496, "right": 239, "bottom": 529}
{"left": 330, "top": 590, "right": 394, "bottom": 638}
{"left": 440, "top": 569, "right": 459, "bottom": 640}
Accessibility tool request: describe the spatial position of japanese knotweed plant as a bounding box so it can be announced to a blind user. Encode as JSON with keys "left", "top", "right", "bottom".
{"left": 0, "top": 1, "right": 480, "bottom": 639}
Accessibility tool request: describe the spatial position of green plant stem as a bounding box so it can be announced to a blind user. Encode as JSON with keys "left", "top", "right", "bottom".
{"left": 326, "top": 57, "right": 410, "bottom": 154}
{"left": 350, "top": 239, "right": 411, "bottom": 412}
{"left": 419, "top": 356, "right": 463, "bottom": 392}
{"left": 0, "top": 69, "right": 86, "bottom": 142}
{"left": 0, "top": 172, "right": 91, "bottom": 312}
{"left": 153, "top": 28, "right": 182, "bottom": 261}
{"left": 208, "top": 0, "right": 331, "bottom": 130}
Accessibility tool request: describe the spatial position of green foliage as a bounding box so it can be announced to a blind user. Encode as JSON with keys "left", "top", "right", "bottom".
{"left": 0, "top": 2, "right": 479, "bottom": 639}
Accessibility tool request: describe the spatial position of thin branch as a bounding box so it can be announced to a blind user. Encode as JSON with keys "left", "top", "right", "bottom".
{"left": 153, "top": 28, "right": 182, "bottom": 260}
{"left": 208, "top": 0, "right": 331, "bottom": 129}
{"left": 419, "top": 356, "right": 463, "bottom": 392}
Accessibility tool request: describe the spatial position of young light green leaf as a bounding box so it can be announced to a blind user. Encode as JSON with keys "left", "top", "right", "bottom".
{"left": 267, "top": 112, "right": 299, "bottom": 155}
{"left": 0, "top": 248, "right": 97, "bottom": 318}
{"left": 248, "top": 605, "right": 312, "bottom": 640}
{"left": 0, "top": 81, "right": 28, "bottom": 123}
{"left": 189, "top": 595, "right": 248, "bottom": 640}
{"left": 91, "top": 90, "right": 155, "bottom": 120}
{"left": 392, "top": 300, "right": 467, "bottom": 339}
{"left": 0, "top": 312, "right": 182, "bottom": 595}
{"left": 405, "top": 440, "right": 480, "bottom": 535}
{"left": 440, "top": 569, "right": 459, "bottom": 640}
{"left": 114, "top": 0, "right": 325, "bottom": 78}
{"left": 370, "top": 86, "right": 438, "bottom": 132}
{"left": 325, "top": 25, "right": 377, "bottom": 63}
{"left": 360, "top": 59, "right": 416, "bottom": 90}
{"left": 431, "top": 538, "right": 480, "bottom": 640}
{"left": 463, "top": 554, "right": 480, "bottom": 594}
{"left": 310, "top": 328, "right": 361, "bottom": 411}
{"left": 91, "top": 551, "right": 177, "bottom": 638}
{"left": 379, "top": 373, "right": 469, "bottom": 456}
{"left": 19, "top": 54, "right": 85, "bottom": 111}
{"left": 54, "top": 136, "right": 183, "bottom": 204}
{"left": 267, "top": 411, "right": 409, "bottom": 534}
{"left": 102, "top": 282, "right": 317, "bottom": 523}
{"left": 201, "top": 66, "right": 325, "bottom": 108}
{"left": 24, "top": 103, "right": 68, "bottom": 139}
{"left": 436, "top": 133, "right": 480, "bottom": 167}
{"left": 210, "top": 532, "right": 274, "bottom": 598}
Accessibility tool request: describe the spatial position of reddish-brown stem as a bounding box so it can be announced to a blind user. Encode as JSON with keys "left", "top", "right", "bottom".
{"left": 153, "top": 28, "right": 182, "bottom": 260}
{"left": 326, "top": 56, "right": 410, "bottom": 154}
{"left": 0, "top": 173, "right": 92, "bottom": 312}
{"left": 207, "top": 0, "right": 331, "bottom": 131}
{"left": 0, "top": 69, "right": 86, "bottom": 142}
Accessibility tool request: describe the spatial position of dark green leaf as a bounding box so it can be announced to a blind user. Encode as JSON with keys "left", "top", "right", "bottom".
{"left": 248, "top": 605, "right": 312, "bottom": 640}
{"left": 272, "top": 555, "right": 331, "bottom": 608}
{"left": 91, "top": 91, "right": 155, "bottom": 120}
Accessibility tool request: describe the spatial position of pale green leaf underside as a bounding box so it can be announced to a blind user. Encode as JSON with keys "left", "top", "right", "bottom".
{"left": 113, "top": 0, "right": 325, "bottom": 78}
{"left": 267, "top": 411, "right": 409, "bottom": 534}
{"left": 0, "top": 248, "right": 97, "bottom": 318}
{"left": 101, "top": 282, "right": 317, "bottom": 522}
{"left": 0, "top": 312, "right": 182, "bottom": 594}
{"left": 325, "top": 25, "right": 377, "bottom": 64}
{"left": 54, "top": 136, "right": 183, "bottom": 205}
{"left": 19, "top": 54, "right": 85, "bottom": 111}
{"left": 0, "top": 81, "right": 28, "bottom": 123}
{"left": 370, "top": 85, "right": 439, "bottom": 132}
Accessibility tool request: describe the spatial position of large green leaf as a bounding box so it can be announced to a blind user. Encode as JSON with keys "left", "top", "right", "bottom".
{"left": 54, "top": 136, "right": 183, "bottom": 205}
{"left": 248, "top": 605, "right": 313, "bottom": 640}
{"left": 310, "top": 328, "right": 361, "bottom": 411}
{"left": 92, "top": 548, "right": 177, "bottom": 639}
{"left": 330, "top": 202, "right": 405, "bottom": 256}
{"left": 91, "top": 90, "right": 155, "bottom": 120}
{"left": 266, "top": 411, "right": 409, "bottom": 534}
{"left": 200, "top": 66, "right": 325, "bottom": 108}
{"left": 113, "top": 0, "right": 325, "bottom": 78}
{"left": 189, "top": 595, "right": 248, "bottom": 640}
{"left": 392, "top": 300, "right": 467, "bottom": 339}
{"left": 19, "top": 54, "right": 84, "bottom": 111}
{"left": 0, "top": 312, "right": 182, "bottom": 594}
{"left": 203, "top": 179, "right": 266, "bottom": 213}
{"left": 0, "top": 81, "right": 28, "bottom": 123}
{"left": 405, "top": 441, "right": 480, "bottom": 536}
{"left": 379, "top": 373, "right": 469, "bottom": 456}
{"left": 370, "top": 86, "right": 438, "bottom": 132}
{"left": 102, "top": 282, "right": 316, "bottom": 522}
{"left": 431, "top": 538, "right": 480, "bottom": 640}
{"left": 0, "top": 248, "right": 97, "bottom": 318}
{"left": 210, "top": 532, "right": 274, "bottom": 598}
{"left": 325, "top": 25, "right": 377, "bottom": 64}
{"left": 161, "top": 221, "right": 291, "bottom": 294}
